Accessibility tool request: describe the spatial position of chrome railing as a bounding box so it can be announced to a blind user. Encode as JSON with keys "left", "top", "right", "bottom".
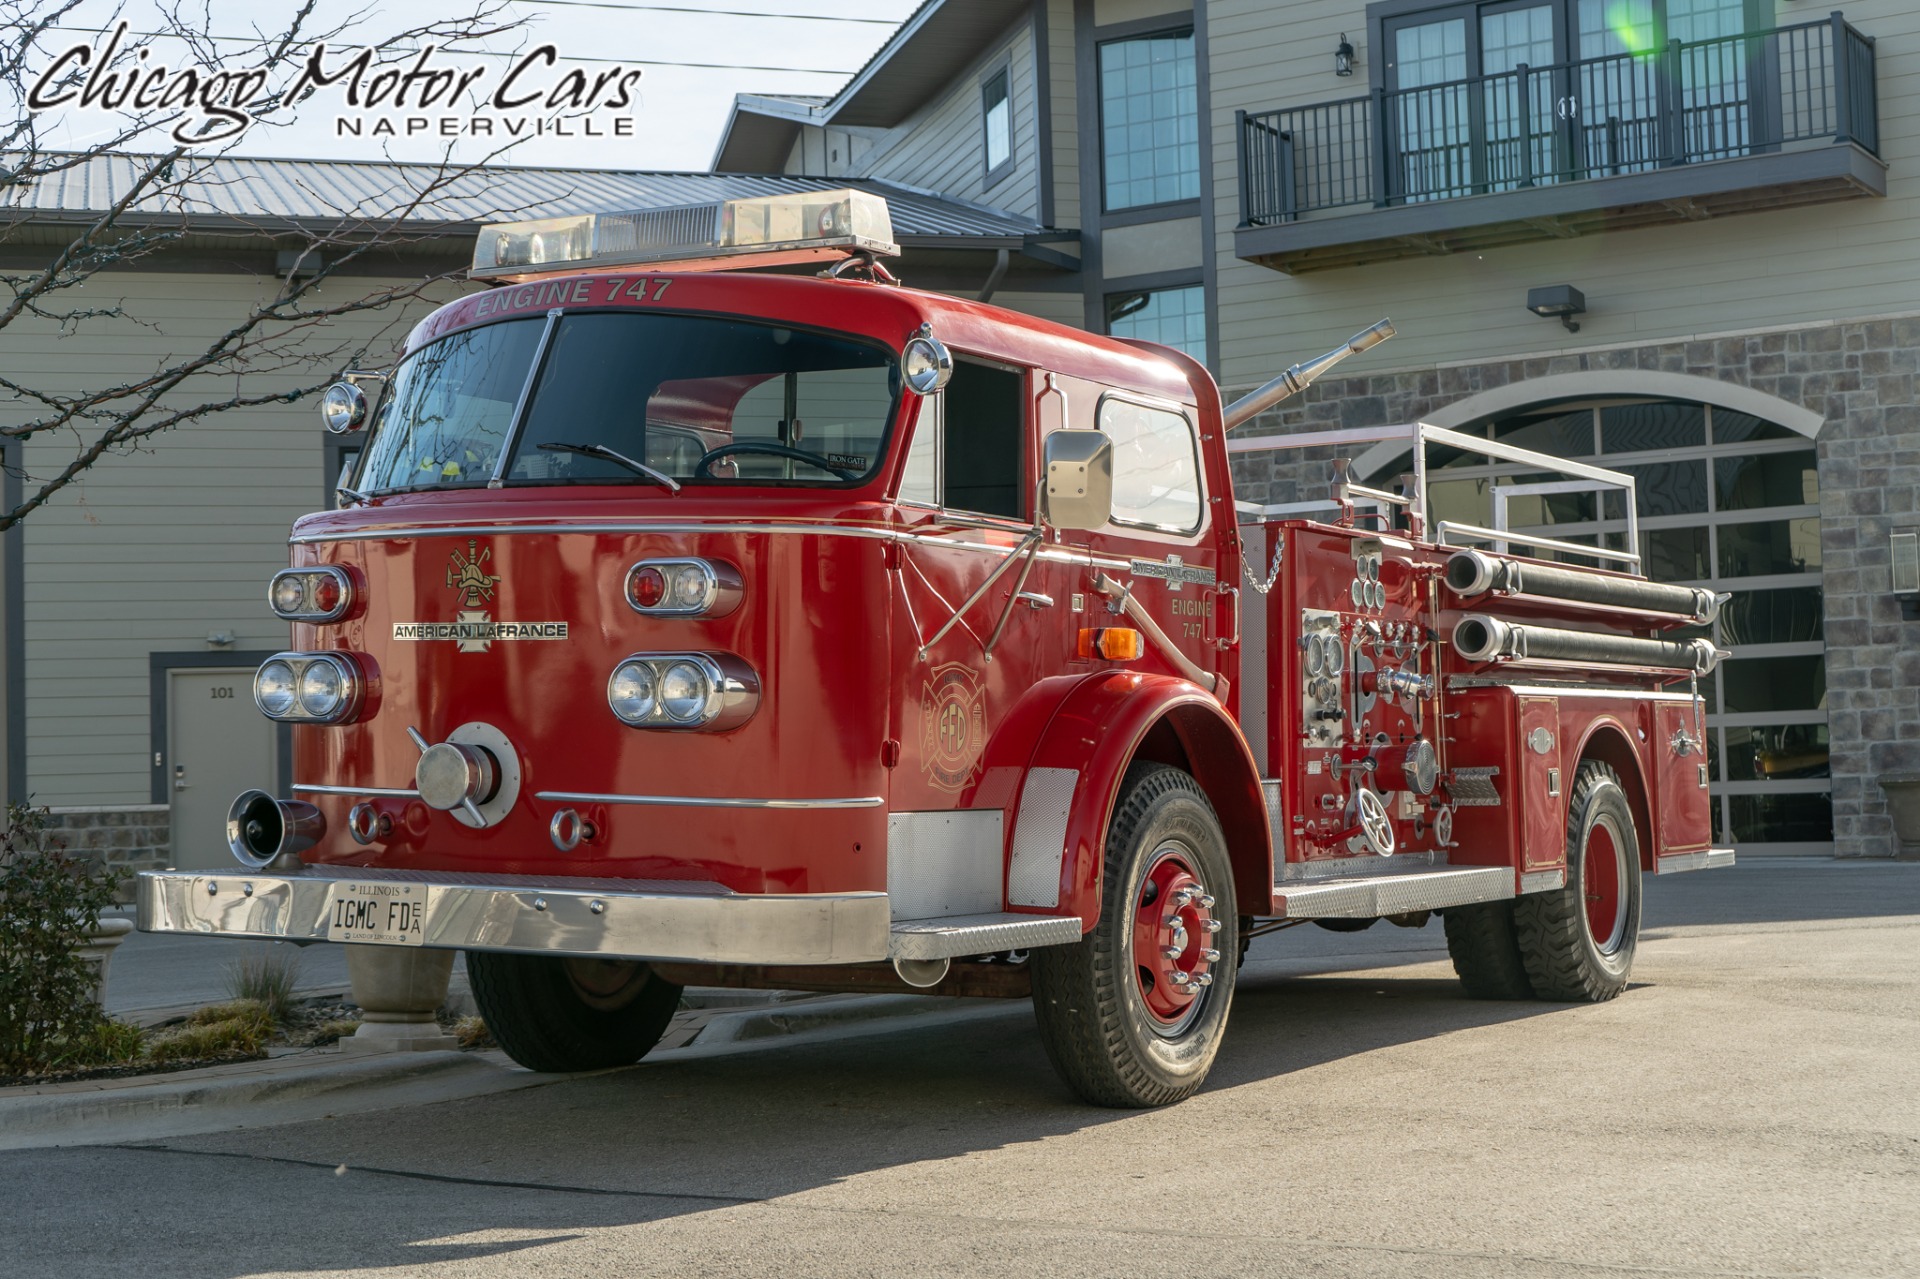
{"left": 1228, "top": 422, "right": 1641, "bottom": 571}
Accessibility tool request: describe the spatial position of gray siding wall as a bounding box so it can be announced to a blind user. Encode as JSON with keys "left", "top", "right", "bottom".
{"left": 1205, "top": 0, "right": 1920, "bottom": 390}
{"left": 1049, "top": 0, "right": 1081, "bottom": 228}
{"left": 782, "top": 20, "right": 1044, "bottom": 220}
{"left": 7, "top": 271, "right": 466, "bottom": 806}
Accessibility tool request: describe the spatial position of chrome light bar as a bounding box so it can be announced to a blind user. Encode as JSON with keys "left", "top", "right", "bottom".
{"left": 471, "top": 189, "right": 900, "bottom": 281}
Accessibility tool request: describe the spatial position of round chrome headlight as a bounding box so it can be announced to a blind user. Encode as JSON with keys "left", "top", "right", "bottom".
{"left": 668, "top": 564, "right": 711, "bottom": 610}
{"left": 608, "top": 660, "right": 658, "bottom": 724}
{"left": 271, "top": 575, "right": 308, "bottom": 615}
{"left": 319, "top": 381, "right": 367, "bottom": 434}
{"left": 298, "top": 660, "right": 346, "bottom": 717}
{"left": 659, "top": 660, "right": 713, "bottom": 723}
{"left": 902, "top": 334, "right": 953, "bottom": 395}
{"left": 254, "top": 661, "right": 297, "bottom": 717}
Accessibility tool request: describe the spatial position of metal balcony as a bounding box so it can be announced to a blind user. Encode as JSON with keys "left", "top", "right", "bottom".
{"left": 1235, "top": 13, "right": 1884, "bottom": 273}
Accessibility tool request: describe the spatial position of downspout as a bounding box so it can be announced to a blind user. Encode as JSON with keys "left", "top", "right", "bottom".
{"left": 977, "top": 248, "right": 1011, "bottom": 303}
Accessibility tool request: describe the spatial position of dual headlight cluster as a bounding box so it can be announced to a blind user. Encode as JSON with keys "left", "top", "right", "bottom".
{"left": 607, "top": 653, "right": 758, "bottom": 731}
{"left": 268, "top": 567, "right": 355, "bottom": 622}
{"left": 254, "top": 652, "right": 365, "bottom": 724}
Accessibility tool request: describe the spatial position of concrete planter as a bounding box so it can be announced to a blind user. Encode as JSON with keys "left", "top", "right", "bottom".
{"left": 75, "top": 916, "right": 134, "bottom": 1009}
{"left": 1875, "top": 774, "right": 1920, "bottom": 860}
{"left": 342, "top": 945, "right": 458, "bottom": 1053}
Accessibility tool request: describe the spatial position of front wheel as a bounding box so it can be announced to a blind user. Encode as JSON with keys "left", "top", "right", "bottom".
{"left": 466, "top": 952, "right": 683, "bottom": 1072}
{"left": 1030, "top": 764, "right": 1239, "bottom": 1107}
{"left": 1513, "top": 760, "right": 1643, "bottom": 1002}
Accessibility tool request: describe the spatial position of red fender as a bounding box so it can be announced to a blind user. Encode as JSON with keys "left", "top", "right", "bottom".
{"left": 1571, "top": 716, "right": 1657, "bottom": 871}
{"left": 1006, "top": 671, "right": 1270, "bottom": 931}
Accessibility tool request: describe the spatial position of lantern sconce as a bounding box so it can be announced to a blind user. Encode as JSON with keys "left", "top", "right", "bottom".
{"left": 1335, "top": 34, "right": 1356, "bottom": 77}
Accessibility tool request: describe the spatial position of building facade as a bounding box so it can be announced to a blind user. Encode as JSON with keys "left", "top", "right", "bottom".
{"left": 714, "top": 0, "right": 1915, "bottom": 856}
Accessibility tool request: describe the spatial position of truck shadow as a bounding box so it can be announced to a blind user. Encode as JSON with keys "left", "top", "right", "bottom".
{"left": 15, "top": 970, "right": 1566, "bottom": 1277}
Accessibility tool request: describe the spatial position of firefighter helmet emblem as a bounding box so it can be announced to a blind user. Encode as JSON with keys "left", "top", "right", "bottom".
{"left": 447, "top": 539, "right": 501, "bottom": 606}
{"left": 920, "top": 663, "right": 986, "bottom": 792}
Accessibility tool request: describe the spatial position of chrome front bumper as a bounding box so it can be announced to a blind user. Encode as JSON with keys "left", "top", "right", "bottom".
{"left": 136, "top": 866, "right": 890, "bottom": 965}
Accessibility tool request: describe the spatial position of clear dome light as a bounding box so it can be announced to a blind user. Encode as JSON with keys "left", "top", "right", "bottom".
{"left": 609, "top": 661, "right": 658, "bottom": 724}
{"left": 254, "top": 661, "right": 297, "bottom": 716}
{"left": 659, "top": 661, "right": 712, "bottom": 722}
{"left": 298, "top": 661, "right": 345, "bottom": 716}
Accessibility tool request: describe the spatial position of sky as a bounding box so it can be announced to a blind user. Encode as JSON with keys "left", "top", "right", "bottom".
{"left": 20, "top": 0, "right": 924, "bottom": 172}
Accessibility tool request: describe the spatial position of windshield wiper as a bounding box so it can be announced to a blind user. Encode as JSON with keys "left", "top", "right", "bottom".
{"left": 537, "top": 441, "right": 681, "bottom": 493}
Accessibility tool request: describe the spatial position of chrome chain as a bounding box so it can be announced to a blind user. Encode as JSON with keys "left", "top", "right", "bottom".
{"left": 1242, "top": 531, "right": 1284, "bottom": 594}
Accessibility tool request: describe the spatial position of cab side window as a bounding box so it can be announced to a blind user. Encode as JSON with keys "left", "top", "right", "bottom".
{"left": 900, "top": 358, "right": 1026, "bottom": 519}
{"left": 1100, "top": 397, "right": 1202, "bottom": 532}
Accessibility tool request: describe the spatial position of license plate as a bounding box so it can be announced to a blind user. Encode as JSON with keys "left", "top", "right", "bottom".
{"left": 325, "top": 881, "right": 430, "bottom": 946}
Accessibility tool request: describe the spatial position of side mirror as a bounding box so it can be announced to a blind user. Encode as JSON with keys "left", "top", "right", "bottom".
{"left": 1042, "top": 429, "right": 1113, "bottom": 531}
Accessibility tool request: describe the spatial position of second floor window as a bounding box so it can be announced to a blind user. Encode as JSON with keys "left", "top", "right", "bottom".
{"left": 983, "top": 68, "right": 1012, "bottom": 177}
{"left": 1099, "top": 30, "right": 1199, "bottom": 210}
{"left": 1106, "top": 285, "right": 1207, "bottom": 363}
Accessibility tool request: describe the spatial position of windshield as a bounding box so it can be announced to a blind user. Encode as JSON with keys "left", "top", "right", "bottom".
{"left": 356, "top": 311, "right": 901, "bottom": 493}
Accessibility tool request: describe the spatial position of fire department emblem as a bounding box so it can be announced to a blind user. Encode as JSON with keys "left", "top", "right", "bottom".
{"left": 391, "top": 539, "right": 567, "bottom": 654}
{"left": 447, "top": 540, "right": 501, "bottom": 605}
{"left": 920, "top": 663, "right": 987, "bottom": 792}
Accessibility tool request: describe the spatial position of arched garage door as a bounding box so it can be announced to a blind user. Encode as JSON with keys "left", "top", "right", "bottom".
{"left": 1367, "top": 398, "right": 1829, "bottom": 853}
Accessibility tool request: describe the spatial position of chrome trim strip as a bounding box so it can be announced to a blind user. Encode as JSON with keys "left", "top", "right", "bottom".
{"left": 1278, "top": 851, "right": 1443, "bottom": 881}
{"left": 1269, "top": 866, "right": 1512, "bottom": 919}
{"left": 289, "top": 520, "right": 1133, "bottom": 572}
{"left": 136, "top": 867, "right": 890, "bottom": 965}
{"left": 293, "top": 783, "right": 420, "bottom": 798}
{"left": 1446, "top": 677, "right": 1697, "bottom": 701}
{"left": 1655, "top": 848, "right": 1737, "bottom": 874}
{"left": 534, "top": 790, "right": 884, "bottom": 810}
{"left": 888, "top": 912, "right": 1082, "bottom": 960}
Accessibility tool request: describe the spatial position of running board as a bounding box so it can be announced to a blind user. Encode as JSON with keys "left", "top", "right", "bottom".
{"left": 1653, "top": 848, "right": 1736, "bottom": 874}
{"left": 889, "top": 912, "right": 1082, "bottom": 961}
{"left": 1269, "top": 866, "right": 1513, "bottom": 919}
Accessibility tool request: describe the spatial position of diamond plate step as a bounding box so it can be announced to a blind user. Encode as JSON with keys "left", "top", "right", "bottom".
{"left": 888, "top": 912, "right": 1082, "bottom": 960}
{"left": 1270, "top": 866, "right": 1514, "bottom": 919}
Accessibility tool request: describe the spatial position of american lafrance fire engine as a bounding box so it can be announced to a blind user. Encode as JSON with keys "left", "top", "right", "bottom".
{"left": 137, "top": 190, "right": 1732, "bottom": 1107}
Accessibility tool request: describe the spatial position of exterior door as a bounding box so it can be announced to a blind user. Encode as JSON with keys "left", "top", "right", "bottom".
{"left": 168, "top": 667, "right": 278, "bottom": 870}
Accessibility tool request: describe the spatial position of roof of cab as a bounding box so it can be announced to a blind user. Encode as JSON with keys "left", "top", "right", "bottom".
{"left": 410, "top": 270, "right": 1204, "bottom": 408}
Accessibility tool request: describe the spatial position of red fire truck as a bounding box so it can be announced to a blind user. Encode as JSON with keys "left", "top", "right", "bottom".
{"left": 137, "top": 190, "right": 1731, "bottom": 1107}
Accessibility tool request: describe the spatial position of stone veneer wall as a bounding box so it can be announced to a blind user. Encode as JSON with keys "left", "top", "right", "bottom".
{"left": 1225, "top": 316, "right": 1920, "bottom": 859}
{"left": 43, "top": 805, "right": 170, "bottom": 900}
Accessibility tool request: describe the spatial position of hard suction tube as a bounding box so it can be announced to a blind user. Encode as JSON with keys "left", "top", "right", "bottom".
{"left": 225, "top": 790, "right": 326, "bottom": 869}
{"left": 1451, "top": 614, "right": 1724, "bottom": 674}
{"left": 1443, "top": 548, "right": 1720, "bottom": 625}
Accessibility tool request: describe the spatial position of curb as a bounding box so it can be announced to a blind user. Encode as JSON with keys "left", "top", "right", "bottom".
{"left": 0, "top": 990, "right": 1015, "bottom": 1150}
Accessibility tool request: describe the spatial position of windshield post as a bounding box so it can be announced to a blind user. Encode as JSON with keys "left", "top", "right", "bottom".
{"left": 488, "top": 307, "right": 566, "bottom": 491}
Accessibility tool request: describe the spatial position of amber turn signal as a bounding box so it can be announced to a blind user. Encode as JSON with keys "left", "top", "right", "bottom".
{"left": 1077, "top": 627, "right": 1143, "bottom": 661}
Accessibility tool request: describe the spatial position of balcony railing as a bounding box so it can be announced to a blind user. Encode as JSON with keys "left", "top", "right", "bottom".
{"left": 1238, "top": 13, "right": 1878, "bottom": 227}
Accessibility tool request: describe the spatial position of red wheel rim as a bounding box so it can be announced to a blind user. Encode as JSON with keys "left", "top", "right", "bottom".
{"left": 1131, "top": 843, "right": 1221, "bottom": 1035}
{"left": 1583, "top": 818, "right": 1628, "bottom": 954}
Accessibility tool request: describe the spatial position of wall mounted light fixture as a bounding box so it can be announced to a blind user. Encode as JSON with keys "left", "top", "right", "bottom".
{"left": 1335, "top": 34, "right": 1355, "bottom": 76}
{"left": 1526, "top": 284, "right": 1586, "bottom": 333}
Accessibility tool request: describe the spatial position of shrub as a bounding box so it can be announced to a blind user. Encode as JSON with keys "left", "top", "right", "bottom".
{"left": 148, "top": 999, "right": 273, "bottom": 1063}
{"left": 226, "top": 947, "right": 302, "bottom": 1025}
{"left": 0, "top": 803, "right": 128, "bottom": 1076}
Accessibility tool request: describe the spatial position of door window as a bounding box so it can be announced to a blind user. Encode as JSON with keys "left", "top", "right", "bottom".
{"left": 897, "top": 360, "right": 1027, "bottom": 520}
{"left": 1099, "top": 397, "right": 1202, "bottom": 533}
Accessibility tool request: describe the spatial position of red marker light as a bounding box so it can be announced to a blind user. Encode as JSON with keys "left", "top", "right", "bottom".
{"left": 310, "top": 574, "right": 343, "bottom": 616}
{"left": 627, "top": 566, "right": 667, "bottom": 610}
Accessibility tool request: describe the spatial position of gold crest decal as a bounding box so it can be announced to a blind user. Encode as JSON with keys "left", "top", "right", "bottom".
{"left": 447, "top": 539, "right": 501, "bottom": 605}
{"left": 920, "top": 663, "right": 987, "bottom": 792}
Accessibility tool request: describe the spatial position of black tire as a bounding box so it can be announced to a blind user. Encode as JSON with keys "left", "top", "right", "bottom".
{"left": 1443, "top": 900, "right": 1536, "bottom": 999}
{"left": 1030, "top": 764, "right": 1239, "bottom": 1108}
{"left": 1513, "top": 760, "right": 1642, "bottom": 1002}
{"left": 466, "top": 952, "right": 683, "bottom": 1072}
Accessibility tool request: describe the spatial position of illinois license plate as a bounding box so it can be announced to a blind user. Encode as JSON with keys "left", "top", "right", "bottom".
{"left": 325, "top": 881, "right": 430, "bottom": 946}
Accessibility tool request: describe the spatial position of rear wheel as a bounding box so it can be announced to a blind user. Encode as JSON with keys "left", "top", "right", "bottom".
{"left": 1442, "top": 900, "right": 1535, "bottom": 999}
{"left": 1513, "top": 760, "right": 1642, "bottom": 1002}
{"left": 466, "top": 952, "right": 683, "bottom": 1072}
{"left": 1030, "top": 764, "right": 1238, "bottom": 1107}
